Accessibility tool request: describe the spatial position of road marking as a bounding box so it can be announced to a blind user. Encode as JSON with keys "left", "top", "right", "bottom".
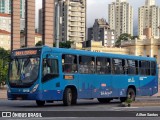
{"left": 111, "top": 107, "right": 139, "bottom": 111}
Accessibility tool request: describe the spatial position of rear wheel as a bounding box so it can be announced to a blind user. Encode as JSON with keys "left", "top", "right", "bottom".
{"left": 97, "top": 98, "right": 111, "bottom": 103}
{"left": 127, "top": 88, "right": 136, "bottom": 101}
{"left": 36, "top": 100, "right": 45, "bottom": 106}
{"left": 63, "top": 88, "right": 72, "bottom": 106}
{"left": 120, "top": 88, "right": 136, "bottom": 102}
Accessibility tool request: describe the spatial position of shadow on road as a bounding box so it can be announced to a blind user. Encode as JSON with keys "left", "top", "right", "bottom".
{"left": 3, "top": 100, "right": 122, "bottom": 108}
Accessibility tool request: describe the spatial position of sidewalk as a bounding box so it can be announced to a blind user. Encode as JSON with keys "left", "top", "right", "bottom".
{"left": 0, "top": 89, "right": 7, "bottom": 99}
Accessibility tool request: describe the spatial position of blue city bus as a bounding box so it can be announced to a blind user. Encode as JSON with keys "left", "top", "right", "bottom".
{"left": 7, "top": 46, "right": 158, "bottom": 106}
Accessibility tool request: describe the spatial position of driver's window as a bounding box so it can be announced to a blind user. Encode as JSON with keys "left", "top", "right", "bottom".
{"left": 42, "top": 59, "right": 59, "bottom": 82}
{"left": 43, "top": 59, "right": 51, "bottom": 76}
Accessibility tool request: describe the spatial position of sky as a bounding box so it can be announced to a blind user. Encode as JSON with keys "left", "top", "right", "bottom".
{"left": 35, "top": 0, "right": 160, "bottom": 35}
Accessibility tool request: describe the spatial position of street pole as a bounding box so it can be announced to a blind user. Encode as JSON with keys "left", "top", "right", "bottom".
{"left": 56, "top": 1, "right": 60, "bottom": 48}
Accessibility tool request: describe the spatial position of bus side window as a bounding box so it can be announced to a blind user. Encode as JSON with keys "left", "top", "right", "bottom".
{"left": 151, "top": 62, "right": 156, "bottom": 76}
{"left": 146, "top": 61, "right": 150, "bottom": 75}
{"left": 112, "top": 59, "right": 124, "bottom": 74}
{"left": 105, "top": 58, "right": 111, "bottom": 74}
{"left": 62, "top": 54, "right": 78, "bottom": 73}
{"left": 79, "top": 56, "right": 95, "bottom": 74}
{"left": 96, "top": 57, "right": 109, "bottom": 74}
{"left": 42, "top": 59, "right": 59, "bottom": 82}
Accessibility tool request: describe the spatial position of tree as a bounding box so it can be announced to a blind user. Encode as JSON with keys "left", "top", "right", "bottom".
{"left": 53, "top": 41, "right": 73, "bottom": 48}
{"left": 0, "top": 47, "right": 10, "bottom": 87}
{"left": 35, "top": 41, "right": 43, "bottom": 46}
{"left": 115, "top": 33, "right": 133, "bottom": 47}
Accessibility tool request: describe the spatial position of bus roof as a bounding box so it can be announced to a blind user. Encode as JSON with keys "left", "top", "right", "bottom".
{"left": 41, "top": 46, "right": 156, "bottom": 62}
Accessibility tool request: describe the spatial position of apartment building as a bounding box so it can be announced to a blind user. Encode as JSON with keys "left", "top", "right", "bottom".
{"left": 138, "top": 0, "right": 160, "bottom": 39}
{"left": 108, "top": 0, "right": 133, "bottom": 38}
{"left": 88, "top": 18, "right": 115, "bottom": 47}
{"left": 55, "top": 0, "right": 86, "bottom": 43}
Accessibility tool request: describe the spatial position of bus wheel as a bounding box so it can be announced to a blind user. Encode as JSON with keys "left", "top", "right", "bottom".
{"left": 127, "top": 88, "right": 136, "bottom": 101}
{"left": 36, "top": 100, "right": 45, "bottom": 106}
{"left": 71, "top": 91, "right": 77, "bottom": 105}
{"left": 63, "top": 88, "right": 72, "bottom": 106}
{"left": 97, "top": 98, "right": 111, "bottom": 103}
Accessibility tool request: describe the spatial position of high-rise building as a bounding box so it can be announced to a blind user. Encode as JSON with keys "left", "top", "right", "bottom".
{"left": 55, "top": 0, "right": 86, "bottom": 43}
{"left": 145, "top": 0, "right": 155, "bottom": 6}
{"left": 138, "top": 0, "right": 160, "bottom": 39}
{"left": 0, "top": 0, "right": 25, "bottom": 18}
{"left": 88, "top": 18, "right": 115, "bottom": 47}
{"left": 108, "top": 0, "right": 133, "bottom": 38}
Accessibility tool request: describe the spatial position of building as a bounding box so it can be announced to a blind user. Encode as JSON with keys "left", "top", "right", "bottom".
{"left": 38, "top": 9, "right": 43, "bottom": 34}
{"left": 121, "top": 38, "right": 160, "bottom": 65}
{"left": 138, "top": 0, "right": 160, "bottom": 39}
{"left": 0, "top": 0, "right": 25, "bottom": 19}
{"left": 20, "top": 33, "right": 42, "bottom": 47}
{"left": 0, "top": 29, "right": 10, "bottom": 50}
{"left": 0, "top": 13, "right": 25, "bottom": 32}
{"left": 108, "top": 0, "right": 133, "bottom": 38}
{"left": 88, "top": 18, "right": 115, "bottom": 47}
{"left": 0, "top": 13, "right": 11, "bottom": 32}
{"left": 55, "top": 0, "right": 86, "bottom": 43}
{"left": 71, "top": 41, "right": 128, "bottom": 55}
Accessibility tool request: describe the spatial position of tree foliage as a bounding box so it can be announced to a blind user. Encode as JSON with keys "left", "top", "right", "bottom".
{"left": 53, "top": 41, "right": 73, "bottom": 48}
{"left": 35, "top": 41, "right": 43, "bottom": 46}
{"left": 0, "top": 47, "right": 10, "bottom": 87}
{"left": 115, "top": 33, "right": 133, "bottom": 47}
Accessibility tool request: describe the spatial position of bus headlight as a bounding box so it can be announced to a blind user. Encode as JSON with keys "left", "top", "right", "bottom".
{"left": 30, "top": 84, "right": 39, "bottom": 93}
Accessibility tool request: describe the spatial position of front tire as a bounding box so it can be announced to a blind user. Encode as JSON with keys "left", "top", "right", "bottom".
{"left": 63, "top": 88, "right": 72, "bottom": 106}
{"left": 36, "top": 100, "right": 45, "bottom": 106}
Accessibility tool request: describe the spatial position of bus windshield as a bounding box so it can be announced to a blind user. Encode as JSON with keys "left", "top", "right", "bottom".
{"left": 9, "top": 57, "right": 40, "bottom": 85}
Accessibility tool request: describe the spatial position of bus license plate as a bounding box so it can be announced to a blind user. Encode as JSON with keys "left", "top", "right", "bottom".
{"left": 16, "top": 97, "right": 22, "bottom": 100}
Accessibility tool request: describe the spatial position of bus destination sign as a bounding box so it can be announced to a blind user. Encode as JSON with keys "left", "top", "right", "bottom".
{"left": 13, "top": 49, "right": 41, "bottom": 57}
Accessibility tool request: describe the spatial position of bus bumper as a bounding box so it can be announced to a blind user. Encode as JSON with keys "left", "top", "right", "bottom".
{"left": 7, "top": 90, "right": 63, "bottom": 101}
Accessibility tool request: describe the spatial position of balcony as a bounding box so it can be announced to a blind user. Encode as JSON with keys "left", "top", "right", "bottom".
{"left": 70, "top": 8, "right": 81, "bottom": 12}
{"left": 70, "top": 3, "right": 80, "bottom": 7}
{"left": 69, "top": 13, "right": 81, "bottom": 17}
{"left": 69, "top": 34, "right": 85, "bottom": 38}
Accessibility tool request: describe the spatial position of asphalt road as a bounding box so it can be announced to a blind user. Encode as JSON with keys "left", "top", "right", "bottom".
{"left": 0, "top": 99, "right": 160, "bottom": 120}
